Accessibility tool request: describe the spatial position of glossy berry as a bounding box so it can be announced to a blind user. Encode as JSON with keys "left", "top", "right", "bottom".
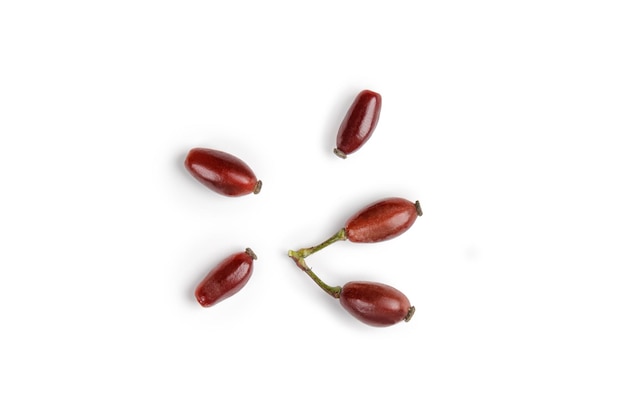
{"left": 334, "top": 90, "right": 382, "bottom": 158}
{"left": 345, "top": 198, "right": 422, "bottom": 243}
{"left": 339, "top": 281, "right": 414, "bottom": 327}
{"left": 184, "top": 148, "right": 262, "bottom": 196}
{"left": 194, "top": 248, "right": 256, "bottom": 308}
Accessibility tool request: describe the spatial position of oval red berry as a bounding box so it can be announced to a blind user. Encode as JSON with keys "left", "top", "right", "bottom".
{"left": 345, "top": 198, "right": 422, "bottom": 243}
{"left": 339, "top": 281, "right": 414, "bottom": 327}
{"left": 194, "top": 248, "right": 257, "bottom": 308}
{"left": 334, "top": 90, "right": 382, "bottom": 158}
{"left": 184, "top": 148, "right": 262, "bottom": 196}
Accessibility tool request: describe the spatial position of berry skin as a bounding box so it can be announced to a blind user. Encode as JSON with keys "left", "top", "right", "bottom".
{"left": 334, "top": 90, "right": 382, "bottom": 158}
{"left": 339, "top": 281, "right": 415, "bottom": 327}
{"left": 345, "top": 198, "right": 422, "bottom": 243}
{"left": 184, "top": 148, "right": 262, "bottom": 197}
{"left": 195, "top": 248, "right": 256, "bottom": 308}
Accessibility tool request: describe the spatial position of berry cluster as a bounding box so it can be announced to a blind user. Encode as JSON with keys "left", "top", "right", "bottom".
{"left": 287, "top": 198, "right": 422, "bottom": 327}
{"left": 184, "top": 90, "right": 423, "bottom": 327}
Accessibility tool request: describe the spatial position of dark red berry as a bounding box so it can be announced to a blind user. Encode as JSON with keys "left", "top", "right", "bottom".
{"left": 334, "top": 90, "right": 382, "bottom": 158}
{"left": 194, "top": 248, "right": 257, "bottom": 308}
{"left": 339, "top": 281, "right": 414, "bottom": 327}
{"left": 184, "top": 148, "right": 262, "bottom": 196}
{"left": 345, "top": 198, "right": 422, "bottom": 243}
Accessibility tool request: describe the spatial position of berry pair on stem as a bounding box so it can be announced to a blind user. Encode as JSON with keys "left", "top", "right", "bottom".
{"left": 288, "top": 197, "right": 422, "bottom": 327}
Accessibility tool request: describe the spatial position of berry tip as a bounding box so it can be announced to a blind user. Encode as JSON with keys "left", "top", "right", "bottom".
{"left": 333, "top": 148, "right": 347, "bottom": 159}
{"left": 253, "top": 180, "right": 262, "bottom": 194}
{"left": 404, "top": 306, "right": 416, "bottom": 322}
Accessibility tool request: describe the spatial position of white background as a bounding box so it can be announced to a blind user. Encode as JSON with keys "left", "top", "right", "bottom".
{"left": 1, "top": 1, "right": 625, "bottom": 415}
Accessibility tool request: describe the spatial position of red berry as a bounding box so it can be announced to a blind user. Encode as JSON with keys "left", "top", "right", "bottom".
{"left": 334, "top": 90, "right": 382, "bottom": 158}
{"left": 194, "top": 248, "right": 257, "bottom": 308}
{"left": 339, "top": 281, "right": 414, "bottom": 327}
{"left": 184, "top": 148, "right": 262, "bottom": 196}
{"left": 345, "top": 198, "right": 422, "bottom": 243}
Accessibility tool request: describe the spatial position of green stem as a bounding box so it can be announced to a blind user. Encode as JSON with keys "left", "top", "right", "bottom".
{"left": 290, "top": 228, "right": 347, "bottom": 259}
{"left": 287, "top": 250, "right": 342, "bottom": 298}
{"left": 287, "top": 228, "right": 348, "bottom": 298}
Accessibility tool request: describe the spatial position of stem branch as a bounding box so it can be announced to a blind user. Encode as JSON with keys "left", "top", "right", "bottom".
{"left": 287, "top": 250, "right": 342, "bottom": 298}
{"left": 290, "top": 228, "right": 347, "bottom": 259}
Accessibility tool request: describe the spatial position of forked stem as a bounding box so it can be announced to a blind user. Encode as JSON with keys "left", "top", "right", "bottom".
{"left": 287, "top": 251, "right": 341, "bottom": 298}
